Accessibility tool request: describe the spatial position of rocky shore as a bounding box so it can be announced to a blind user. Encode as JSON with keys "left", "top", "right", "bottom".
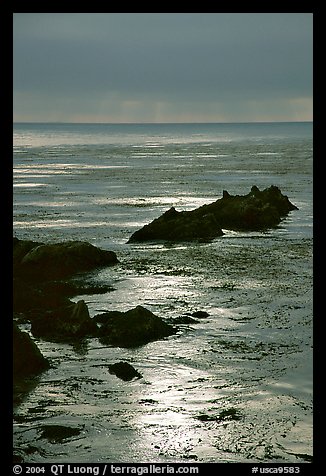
{"left": 13, "top": 185, "right": 298, "bottom": 386}
{"left": 13, "top": 238, "right": 176, "bottom": 387}
{"left": 12, "top": 184, "right": 314, "bottom": 464}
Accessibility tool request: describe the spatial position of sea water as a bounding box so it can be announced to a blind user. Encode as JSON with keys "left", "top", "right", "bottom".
{"left": 13, "top": 122, "right": 313, "bottom": 463}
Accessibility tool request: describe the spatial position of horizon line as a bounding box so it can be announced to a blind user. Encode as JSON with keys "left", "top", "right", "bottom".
{"left": 13, "top": 119, "right": 313, "bottom": 125}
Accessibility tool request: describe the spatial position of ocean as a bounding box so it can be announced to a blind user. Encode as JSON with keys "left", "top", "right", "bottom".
{"left": 13, "top": 122, "right": 313, "bottom": 463}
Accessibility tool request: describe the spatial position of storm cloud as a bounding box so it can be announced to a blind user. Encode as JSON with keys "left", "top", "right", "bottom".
{"left": 13, "top": 13, "right": 313, "bottom": 123}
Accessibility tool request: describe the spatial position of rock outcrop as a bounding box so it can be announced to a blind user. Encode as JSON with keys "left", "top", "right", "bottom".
{"left": 13, "top": 238, "right": 119, "bottom": 342}
{"left": 97, "top": 305, "right": 176, "bottom": 348}
{"left": 14, "top": 239, "right": 118, "bottom": 281}
{"left": 127, "top": 185, "right": 298, "bottom": 243}
{"left": 30, "top": 299, "right": 98, "bottom": 341}
{"left": 13, "top": 323, "right": 50, "bottom": 380}
{"left": 128, "top": 206, "right": 224, "bottom": 243}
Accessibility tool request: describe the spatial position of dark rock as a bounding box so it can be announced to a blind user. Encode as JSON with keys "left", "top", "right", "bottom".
{"left": 13, "top": 238, "right": 119, "bottom": 344}
{"left": 13, "top": 277, "right": 71, "bottom": 313}
{"left": 31, "top": 299, "right": 97, "bottom": 341}
{"left": 39, "top": 425, "right": 82, "bottom": 443}
{"left": 196, "top": 414, "right": 218, "bottom": 422}
{"left": 127, "top": 185, "right": 298, "bottom": 242}
{"left": 14, "top": 275, "right": 114, "bottom": 317}
{"left": 13, "top": 237, "right": 43, "bottom": 271}
{"left": 167, "top": 311, "right": 208, "bottom": 325}
{"left": 128, "top": 207, "right": 224, "bottom": 243}
{"left": 15, "top": 239, "right": 118, "bottom": 281}
{"left": 93, "top": 310, "right": 124, "bottom": 324}
{"left": 108, "top": 361, "right": 142, "bottom": 381}
{"left": 13, "top": 323, "right": 50, "bottom": 380}
{"left": 98, "top": 305, "right": 176, "bottom": 347}
{"left": 170, "top": 315, "right": 199, "bottom": 324}
{"left": 201, "top": 185, "right": 298, "bottom": 231}
{"left": 191, "top": 311, "right": 210, "bottom": 319}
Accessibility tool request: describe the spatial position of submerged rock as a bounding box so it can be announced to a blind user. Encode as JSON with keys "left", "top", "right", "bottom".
{"left": 108, "top": 362, "right": 142, "bottom": 381}
{"left": 191, "top": 310, "right": 210, "bottom": 319}
{"left": 13, "top": 323, "right": 49, "bottom": 381}
{"left": 39, "top": 425, "right": 82, "bottom": 443}
{"left": 127, "top": 185, "right": 298, "bottom": 243}
{"left": 98, "top": 305, "right": 176, "bottom": 347}
{"left": 170, "top": 315, "right": 199, "bottom": 324}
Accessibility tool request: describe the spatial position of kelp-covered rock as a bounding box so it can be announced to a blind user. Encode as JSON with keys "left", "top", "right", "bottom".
{"left": 14, "top": 239, "right": 118, "bottom": 281}
{"left": 98, "top": 305, "right": 176, "bottom": 347}
{"left": 13, "top": 323, "right": 50, "bottom": 380}
{"left": 127, "top": 185, "right": 298, "bottom": 243}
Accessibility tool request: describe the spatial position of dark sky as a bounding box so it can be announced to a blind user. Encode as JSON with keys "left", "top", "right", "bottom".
{"left": 13, "top": 13, "right": 313, "bottom": 123}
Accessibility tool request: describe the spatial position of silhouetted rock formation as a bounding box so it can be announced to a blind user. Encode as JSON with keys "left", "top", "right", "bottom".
{"left": 108, "top": 362, "right": 142, "bottom": 381}
{"left": 13, "top": 323, "right": 49, "bottom": 381}
{"left": 14, "top": 238, "right": 118, "bottom": 281}
{"left": 127, "top": 185, "right": 298, "bottom": 243}
{"left": 128, "top": 206, "right": 224, "bottom": 242}
{"left": 97, "top": 305, "right": 176, "bottom": 347}
{"left": 30, "top": 299, "right": 97, "bottom": 341}
{"left": 13, "top": 238, "right": 118, "bottom": 343}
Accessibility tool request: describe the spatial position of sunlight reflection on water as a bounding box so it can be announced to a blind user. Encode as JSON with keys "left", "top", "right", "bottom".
{"left": 13, "top": 122, "right": 312, "bottom": 463}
